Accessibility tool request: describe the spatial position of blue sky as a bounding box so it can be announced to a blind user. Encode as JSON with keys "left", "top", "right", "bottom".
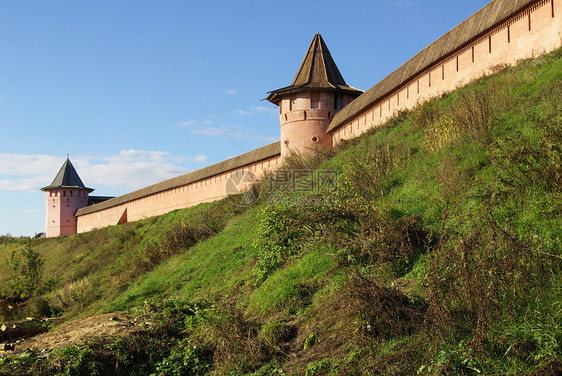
{"left": 0, "top": 0, "right": 491, "bottom": 236}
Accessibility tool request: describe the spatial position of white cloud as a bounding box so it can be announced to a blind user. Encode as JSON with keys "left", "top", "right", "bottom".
{"left": 251, "top": 106, "right": 278, "bottom": 114}
{"left": 177, "top": 121, "right": 278, "bottom": 143}
{"left": 191, "top": 155, "right": 209, "bottom": 163}
{"left": 0, "top": 150, "right": 210, "bottom": 192}
{"left": 176, "top": 119, "right": 213, "bottom": 128}
{"left": 225, "top": 89, "right": 237, "bottom": 95}
{"left": 384, "top": 0, "right": 415, "bottom": 8}
{"left": 235, "top": 106, "right": 277, "bottom": 116}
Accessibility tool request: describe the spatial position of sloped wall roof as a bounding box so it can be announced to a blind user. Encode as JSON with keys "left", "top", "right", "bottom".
{"left": 76, "top": 142, "right": 281, "bottom": 216}
{"left": 327, "top": 0, "right": 539, "bottom": 132}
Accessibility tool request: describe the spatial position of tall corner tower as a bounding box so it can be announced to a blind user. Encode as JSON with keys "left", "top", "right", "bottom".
{"left": 267, "top": 33, "right": 363, "bottom": 158}
{"left": 41, "top": 157, "right": 93, "bottom": 238}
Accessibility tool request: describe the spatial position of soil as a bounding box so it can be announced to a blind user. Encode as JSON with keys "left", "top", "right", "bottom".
{"left": 0, "top": 312, "right": 140, "bottom": 356}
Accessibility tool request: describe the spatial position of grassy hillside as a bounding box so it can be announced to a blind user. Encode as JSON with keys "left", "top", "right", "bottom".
{"left": 1, "top": 48, "right": 560, "bottom": 375}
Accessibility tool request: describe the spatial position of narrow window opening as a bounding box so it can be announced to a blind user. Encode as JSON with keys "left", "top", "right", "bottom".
{"left": 397, "top": 93, "right": 400, "bottom": 106}
{"left": 407, "top": 86, "right": 409, "bottom": 99}
{"left": 70, "top": 191, "right": 72, "bottom": 196}
{"left": 388, "top": 100, "right": 390, "bottom": 111}
{"left": 380, "top": 105, "right": 382, "bottom": 117}
{"left": 528, "top": 12, "right": 531, "bottom": 31}
{"left": 472, "top": 46, "right": 475, "bottom": 62}
{"left": 442, "top": 65, "right": 445, "bottom": 80}
{"left": 417, "top": 80, "right": 420, "bottom": 94}
{"left": 63, "top": 190, "right": 66, "bottom": 197}
{"left": 334, "top": 93, "right": 342, "bottom": 110}
{"left": 456, "top": 56, "right": 459, "bottom": 71}
{"left": 488, "top": 36, "right": 492, "bottom": 53}
{"left": 508, "top": 25, "right": 511, "bottom": 43}
{"left": 429, "top": 72, "right": 431, "bottom": 87}
{"left": 552, "top": 0, "right": 555, "bottom": 18}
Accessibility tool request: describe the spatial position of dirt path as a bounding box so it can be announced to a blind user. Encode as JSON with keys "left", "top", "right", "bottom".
{"left": 1, "top": 312, "right": 140, "bottom": 355}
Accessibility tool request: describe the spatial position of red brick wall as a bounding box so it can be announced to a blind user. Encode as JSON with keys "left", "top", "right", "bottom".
{"left": 76, "top": 155, "right": 281, "bottom": 233}
{"left": 332, "top": 0, "right": 561, "bottom": 144}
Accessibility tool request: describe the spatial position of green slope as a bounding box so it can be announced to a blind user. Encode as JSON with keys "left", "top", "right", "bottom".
{"left": 1, "top": 48, "right": 560, "bottom": 375}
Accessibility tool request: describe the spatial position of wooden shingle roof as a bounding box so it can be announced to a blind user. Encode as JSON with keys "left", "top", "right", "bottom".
{"left": 267, "top": 33, "right": 363, "bottom": 104}
{"left": 42, "top": 157, "right": 94, "bottom": 192}
{"left": 327, "top": 0, "right": 540, "bottom": 132}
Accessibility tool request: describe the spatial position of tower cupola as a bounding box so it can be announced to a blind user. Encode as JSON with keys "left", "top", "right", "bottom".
{"left": 41, "top": 157, "right": 93, "bottom": 238}
{"left": 267, "top": 33, "right": 362, "bottom": 157}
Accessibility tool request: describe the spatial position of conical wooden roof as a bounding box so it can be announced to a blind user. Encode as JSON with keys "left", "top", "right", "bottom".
{"left": 267, "top": 33, "right": 362, "bottom": 104}
{"left": 42, "top": 157, "right": 93, "bottom": 192}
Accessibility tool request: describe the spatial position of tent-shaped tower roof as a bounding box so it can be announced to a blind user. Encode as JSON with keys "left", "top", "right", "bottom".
{"left": 41, "top": 157, "right": 94, "bottom": 192}
{"left": 267, "top": 33, "right": 363, "bottom": 104}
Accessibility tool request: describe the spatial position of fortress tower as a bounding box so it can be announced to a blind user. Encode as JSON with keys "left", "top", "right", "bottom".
{"left": 267, "top": 33, "right": 362, "bottom": 158}
{"left": 41, "top": 157, "right": 93, "bottom": 238}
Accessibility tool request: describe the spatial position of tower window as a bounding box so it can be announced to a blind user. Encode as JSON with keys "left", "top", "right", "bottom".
{"left": 63, "top": 190, "right": 66, "bottom": 197}
{"left": 70, "top": 191, "right": 73, "bottom": 196}
{"left": 334, "top": 93, "right": 342, "bottom": 110}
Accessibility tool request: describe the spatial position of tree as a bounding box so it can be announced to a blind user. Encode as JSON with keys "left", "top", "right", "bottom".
{"left": 5, "top": 239, "right": 45, "bottom": 299}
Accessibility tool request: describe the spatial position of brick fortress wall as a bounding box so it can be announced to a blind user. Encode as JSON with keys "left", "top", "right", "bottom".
{"left": 76, "top": 144, "right": 281, "bottom": 233}
{"left": 330, "top": 0, "right": 561, "bottom": 142}
{"left": 73, "top": 0, "right": 560, "bottom": 234}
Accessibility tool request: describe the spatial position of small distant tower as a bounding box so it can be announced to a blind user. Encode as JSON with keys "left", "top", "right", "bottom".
{"left": 41, "top": 157, "right": 93, "bottom": 238}
{"left": 267, "top": 33, "right": 362, "bottom": 158}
